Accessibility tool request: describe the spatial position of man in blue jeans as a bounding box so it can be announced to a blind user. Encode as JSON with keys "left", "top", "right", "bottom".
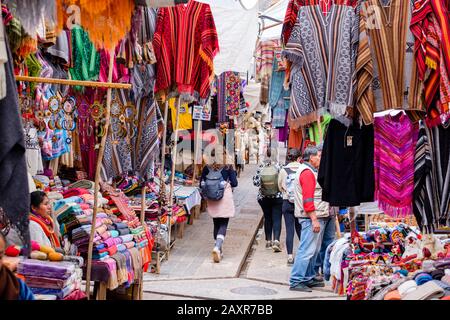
{"left": 289, "top": 146, "right": 329, "bottom": 292}
{"left": 313, "top": 209, "right": 337, "bottom": 280}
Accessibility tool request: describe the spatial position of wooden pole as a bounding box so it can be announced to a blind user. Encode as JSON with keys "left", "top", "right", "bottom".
{"left": 15, "top": 75, "right": 132, "bottom": 89}
{"left": 85, "top": 51, "right": 115, "bottom": 299}
{"left": 166, "top": 97, "right": 181, "bottom": 259}
{"left": 158, "top": 101, "right": 169, "bottom": 215}
{"left": 192, "top": 119, "right": 202, "bottom": 186}
{"left": 140, "top": 186, "right": 146, "bottom": 226}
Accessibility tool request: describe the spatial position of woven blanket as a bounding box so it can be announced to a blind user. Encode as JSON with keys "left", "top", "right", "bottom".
{"left": 374, "top": 113, "right": 419, "bottom": 217}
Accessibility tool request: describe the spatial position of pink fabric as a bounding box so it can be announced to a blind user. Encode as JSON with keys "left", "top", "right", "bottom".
{"left": 206, "top": 184, "right": 235, "bottom": 218}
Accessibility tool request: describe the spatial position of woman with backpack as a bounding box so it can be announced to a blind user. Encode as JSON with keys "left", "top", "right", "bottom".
{"left": 278, "top": 149, "right": 302, "bottom": 265}
{"left": 200, "top": 150, "right": 238, "bottom": 263}
{"left": 253, "top": 149, "right": 283, "bottom": 252}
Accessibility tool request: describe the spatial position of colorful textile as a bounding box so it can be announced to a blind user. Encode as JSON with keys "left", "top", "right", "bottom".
{"left": 356, "top": 0, "right": 425, "bottom": 124}
{"left": 414, "top": 122, "right": 450, "bottom": 231}
{"left": 255, "top": 39, "right": 281, "bottom": 82}
{"left": 374, "top": 113, "right": 419, "bottom": 217}
{"left": 18, "top": 260, "right": 75, "bottom": 280}
{"left": 153, "top": 0, "right": 219, "bottom": 103}
{"left": 29, "top": 214, "right": 61, "bottom": 248}
{"left": 283, "top": 0, "right": 359, "bottom": 128}
{"left": 410, "top": 0, "right": 450, "bottom": 126}
{"left": 169, "top": 97, "right": 192, "bottom": 130}
{"left": 223, "top": 71, "right": 242, "bottom": 117}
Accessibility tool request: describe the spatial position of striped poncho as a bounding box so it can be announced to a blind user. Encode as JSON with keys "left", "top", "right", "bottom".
{"left": 282, "top": 0, "right": 359, "bottom": 128}
{"left": 153, "top": 1, "right": 219, "bottom": 103}
{"left": 356, "top": 0, "right": 425, "bottom": 125}
{"left": 374, "top": 113, "right": 419, "bottom": 217}
{"left": 410, "top": 0, "right": 450, "bottom": 127}
{"left": 414, "top": 122, "right": 450, "bottom": 232}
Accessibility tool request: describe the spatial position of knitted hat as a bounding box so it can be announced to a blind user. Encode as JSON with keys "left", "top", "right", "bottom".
{"left": 421, "top": 260, "right": 435, "bottom": 272}
{"left": 432, "top": 280, "right": 450, "bottom": 296}
{"left": 402, "top": 281, "right": 445, "bottom": 300}
{"left": 384, "top": 290, "right": 401, "bottom": 300}
{"left": 431, "top": 269, "right": 445, "bottom": 280}
{"left": 442, "top": 275, "right": 450, "bottom": 285}
{"left": 398, "top": 280, "right": 418, "bottom": 297}
{"left": 415, "top": 272, "right": 433, "bottom": 286}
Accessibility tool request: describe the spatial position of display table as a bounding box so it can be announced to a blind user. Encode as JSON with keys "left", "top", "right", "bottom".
{"left": 173, "top": 185, "right": 201, "bottom": 212}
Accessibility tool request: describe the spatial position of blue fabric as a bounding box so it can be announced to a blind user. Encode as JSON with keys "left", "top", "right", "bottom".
{"left": 290, "top": 219, "right": 326, "bottom": 287}
{"left": 268, "top": 58, "right": 286, "bottom": 108}
{"left": 315, "top": 216, "right": 336, "bottom": 274}
{"left": 323, "top": 240, "right": 338, "bottom": 282}
{"left": 18, "top": 279, "right": 35, "bottom": 300}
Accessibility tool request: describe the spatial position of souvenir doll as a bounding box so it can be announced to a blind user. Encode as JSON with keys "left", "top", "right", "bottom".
{"left": 372, "top": 230, "right": 385, "bottom": 254}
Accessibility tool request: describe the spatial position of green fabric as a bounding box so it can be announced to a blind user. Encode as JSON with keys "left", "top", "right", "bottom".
{"left": 69, "top": 26, "right": 100, "bottom": 91}
{"left": 25, "top": 53, "right": 42, "bottom": 92}
{"left": 308, "top": 113, "right": 332, "bottom": 143}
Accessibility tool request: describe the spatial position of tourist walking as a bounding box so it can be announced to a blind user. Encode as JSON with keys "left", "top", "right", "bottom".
{"left": 253, "top": 149, "right": 283, "bottom": 252}
{"left": 200, "top": 151, "right": 238, "bottom": 263}
{"left": 278, "top": 148, "right": 302, "bottom": 265}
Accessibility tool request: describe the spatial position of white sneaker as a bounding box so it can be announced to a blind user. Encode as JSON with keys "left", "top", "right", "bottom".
{"left": 212, "top": 247, "right": 221, "bottom": 263}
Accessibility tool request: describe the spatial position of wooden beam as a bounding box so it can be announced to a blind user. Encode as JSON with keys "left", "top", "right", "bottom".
{"left": 15, "top": 75, "right": 132, "bottom": 90}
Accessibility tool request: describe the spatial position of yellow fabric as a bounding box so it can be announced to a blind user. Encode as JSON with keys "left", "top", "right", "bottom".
{"left": 169, "top": 98, "right": 192, "bottom": 130}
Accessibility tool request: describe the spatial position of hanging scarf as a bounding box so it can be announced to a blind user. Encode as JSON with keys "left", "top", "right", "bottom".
{"left": 0, "top": 265, "right": 20, "bottom": 300}
{"left": 69, "top": 26, "right": 100, "bottom": 90}
{"left": 374, "top": 113, "right": 419, "bottom": 217}
{"left": 29, "top": 212, "right": 61, "bottom": 248}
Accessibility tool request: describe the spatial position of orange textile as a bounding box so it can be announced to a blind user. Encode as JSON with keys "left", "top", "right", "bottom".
{"left": 288, "top": 128, "right": 302, "bottom": 149}
{"left": 57, "top": 0, "right": 135, "bottom": 50}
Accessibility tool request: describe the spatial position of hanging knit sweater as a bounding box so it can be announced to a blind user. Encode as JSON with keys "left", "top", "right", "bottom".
{"left": 374, "top": 113, "right": 419, "bottom": 217}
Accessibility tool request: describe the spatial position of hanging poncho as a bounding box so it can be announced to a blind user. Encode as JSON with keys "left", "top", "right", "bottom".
{"left": 355, "top": 0, "right": 425, "bottom": 125}
{"left": 283, "top": 0, "right": 359, "bottom": 128}
{"left": 153, "top": 0, "right": 219, "bottom": 103}
{"left": 410, "top": 0, "right": 450, "bottom": 127}
{"left": 374, "top": 113, "right": 419, "bottom": 217}
{"left": 414, "top": 122, "right": 450, "bottom": 232}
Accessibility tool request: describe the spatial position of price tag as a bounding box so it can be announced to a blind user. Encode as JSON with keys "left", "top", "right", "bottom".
{"left": 346, "top": 136, "right": 353, "bottom": 147}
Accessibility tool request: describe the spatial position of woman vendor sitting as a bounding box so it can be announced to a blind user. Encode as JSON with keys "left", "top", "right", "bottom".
{"left": 29, "top": 191, "right": 61, "bottom": 249}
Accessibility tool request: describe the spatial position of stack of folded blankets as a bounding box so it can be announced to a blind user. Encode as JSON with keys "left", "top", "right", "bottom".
{"left": 17, "top": 259, "right": 84, "bottom": 300}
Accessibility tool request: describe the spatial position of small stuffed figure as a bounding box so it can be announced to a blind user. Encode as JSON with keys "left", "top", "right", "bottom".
{"left": 391, "top": 240, "right": 404, "bottom": 263}
{"left": 372, "top": 230, "right": 385, "bottom": 254}
{"left": 350, "top": 231, "right": 369, "bottom": 258}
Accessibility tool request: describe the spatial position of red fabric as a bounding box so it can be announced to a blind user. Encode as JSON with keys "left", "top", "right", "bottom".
{"left": 63, "top": 289, "right": 87, "bottom": 300}
{"left": 62, "top": 188, "right": 90, "bottom": 198}
{"left": 29, "top": 215, "right": 61, "bottom": 248}
{"left": 153, "top": 1, "right": 219, "bottom": 102}
{"left": 299, "top": 169, "right": 316, "bottom": 213}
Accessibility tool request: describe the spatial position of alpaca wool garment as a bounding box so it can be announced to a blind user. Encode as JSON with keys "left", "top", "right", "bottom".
{"left": 414, "top": 123, "right": 450, "bottom": 231}
{"left": 415, "top": 272, "right": 434, "bottom": 285}
{"left": 153, "top": 0, "right": 219, "bottom": 103}
{"left": 374, "top": 113, "right": 419, "bottom": 217}
{"left": 282, "top": 0, "right": 359, "bottom": 128}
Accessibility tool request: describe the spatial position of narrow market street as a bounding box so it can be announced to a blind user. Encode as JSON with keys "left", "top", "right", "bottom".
{"left": 143, "top": 165, "right": 343, "bottom": 300}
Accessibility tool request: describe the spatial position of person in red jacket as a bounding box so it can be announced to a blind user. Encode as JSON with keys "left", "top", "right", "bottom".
{"left": 289, "top": 146, "right": 330, "bottom": 292}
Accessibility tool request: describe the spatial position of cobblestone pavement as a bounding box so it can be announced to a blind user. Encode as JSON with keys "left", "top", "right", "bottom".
{"left": 143, "top": 162, "right": 343, "bottom": 300}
